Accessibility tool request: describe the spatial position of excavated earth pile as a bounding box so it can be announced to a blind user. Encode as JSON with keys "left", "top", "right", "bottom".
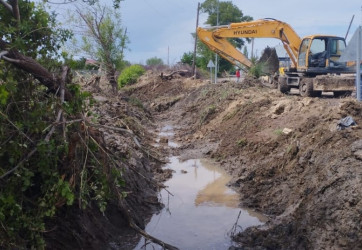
{"left": 45, "top": 76, "right": 168, "bottom": 249}
{"left": 125, "top": 71, "right": 362, "bottom": 250}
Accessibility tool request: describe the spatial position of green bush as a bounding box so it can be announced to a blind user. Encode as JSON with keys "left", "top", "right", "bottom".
{"left": 118, "top": 65, "right": 145, "bottom": 88}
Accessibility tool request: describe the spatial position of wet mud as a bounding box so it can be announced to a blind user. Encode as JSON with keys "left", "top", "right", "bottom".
{"left": 126, "top": 72, "right": 362, "bottom": 249}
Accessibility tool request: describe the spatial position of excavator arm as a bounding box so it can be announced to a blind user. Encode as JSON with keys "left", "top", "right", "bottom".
{"left": 197, "top": 19, "right": 302, "bottom": 68}
{"left": 197, "top": 27, "right": 252, "bottom": 69}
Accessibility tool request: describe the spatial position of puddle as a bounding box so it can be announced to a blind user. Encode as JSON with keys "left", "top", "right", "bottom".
{"left": 155, "top": 125, "right": 179, "bottom": 148}
{"left": 134, "top": 157, "right": 267, "bottom": 250}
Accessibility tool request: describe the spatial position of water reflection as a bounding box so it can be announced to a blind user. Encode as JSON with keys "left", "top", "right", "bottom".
{"left": 155, "top": 125, "right": 179, "bottom": 148}
{"left": 134, "top": 157, "right": 267, "bottom": 250}
{"left": 194, "top": 159, "right": 239, "bottom": 208}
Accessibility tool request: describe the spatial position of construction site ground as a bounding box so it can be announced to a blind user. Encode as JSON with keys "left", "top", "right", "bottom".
{"left": 123, "top": 71, "right": 362, "bottom": 249}
{"left": 68, "top": 71, "right": 362, "bottom": 250}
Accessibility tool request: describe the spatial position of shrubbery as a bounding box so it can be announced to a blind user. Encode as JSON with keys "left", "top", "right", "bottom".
{"left": 117, "top": 65, "right": 145, "bottom": 88}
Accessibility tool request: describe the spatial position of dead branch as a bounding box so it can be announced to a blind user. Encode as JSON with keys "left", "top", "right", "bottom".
{"left": 160, "top": 70, "right": 190, "bottom": 81}
{"left": 116, "top": 194, "right": 179, "bottom": 250}
{"left": 0, "top": 40, "right": 72, "bottom": 100}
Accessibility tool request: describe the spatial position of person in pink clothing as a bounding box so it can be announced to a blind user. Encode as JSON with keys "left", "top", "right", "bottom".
{"left": 235, "top": 68, "right": 241, "bottom": 82}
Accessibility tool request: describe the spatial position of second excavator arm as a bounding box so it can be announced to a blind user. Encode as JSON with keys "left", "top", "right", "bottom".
{"left": 197, "top": 18, "right": 302, "bottom": 68}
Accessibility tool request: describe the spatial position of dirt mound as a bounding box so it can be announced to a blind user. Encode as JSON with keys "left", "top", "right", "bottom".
{"left": 126, "top": 73, "right": 362, "bottom": 249}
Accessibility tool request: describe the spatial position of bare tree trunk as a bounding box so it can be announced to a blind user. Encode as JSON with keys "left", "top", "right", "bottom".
{"left": 106, "top": 68, "right": 118, "bottom": 93}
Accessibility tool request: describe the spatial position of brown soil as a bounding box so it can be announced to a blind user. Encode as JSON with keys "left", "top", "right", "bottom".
{"left": 48, "top": 70, "right": 362, "bottom": 249}
{"left": 124, "top": 70, "right": 362, "bottom": 249}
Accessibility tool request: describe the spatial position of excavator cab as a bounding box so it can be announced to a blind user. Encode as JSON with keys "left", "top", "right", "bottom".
{"left": 297, "top": 36, "right": 347, "bottom": 74}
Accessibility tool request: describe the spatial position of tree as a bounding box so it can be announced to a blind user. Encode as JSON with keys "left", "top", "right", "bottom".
{"left": 146, "top": 56, "right": 164, "bottom": 66}
{"left": 181, "top": 52, "right": 194, "bottom": 66}
{"left": 74, "top": 3, "right": 129, "bottom": 92}
{"left": 0, "top": 1, "right": 73, "bottom": 98}
{"left": 0, "top": 1, "right": 130, "bottom": 248}
{"left": 197, "top": 0, "right": 253, "bottom": 73}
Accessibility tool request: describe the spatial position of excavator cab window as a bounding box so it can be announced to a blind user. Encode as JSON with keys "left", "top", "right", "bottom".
{"left": 308, "top": 38, "right": 328, "bottom": 67}
{"left": 328, "top": 39, "right": 346, "bottom": 62}
{"left": 298, "top": 38, "right": 310, "bottom": 68}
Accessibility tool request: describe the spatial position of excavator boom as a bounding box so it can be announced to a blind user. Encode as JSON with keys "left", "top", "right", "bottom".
{"left": 197, "top": 19, "right": 302, "bottom": 68}
{"left": 197, "top": 27, "right": 252, "bottom": 69}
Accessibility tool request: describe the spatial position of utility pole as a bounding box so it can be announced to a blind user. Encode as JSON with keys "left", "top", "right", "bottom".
{"left": 357, "top": 26, "right": 361, "bottom": 101}
{"left": 251, "top": 38, "right": 254, "bottom": 59}
{"left": 192, "top": 2, "right": 200, "bottom": 77}
{"left": 215, "top": 0, "right": 219, "bottom": 84}
{"left": 168, "top": 46, "right": 170, "bottom": 68}
{"left": 357, "top": 6, "right": 362, "bottom": 101}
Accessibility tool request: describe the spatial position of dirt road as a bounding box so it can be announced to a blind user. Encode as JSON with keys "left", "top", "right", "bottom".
{"left": 125, "top": 72, "right": 362, "bottom": 249}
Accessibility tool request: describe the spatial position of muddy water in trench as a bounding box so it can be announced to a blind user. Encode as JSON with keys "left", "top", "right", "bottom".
{"left": 134, "top": 127, "right": 267, "bottom": 249}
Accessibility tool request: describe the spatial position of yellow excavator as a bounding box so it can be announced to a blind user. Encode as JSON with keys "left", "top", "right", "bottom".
{"left": 197, "top": 18, "right": 355, "bottom": 97}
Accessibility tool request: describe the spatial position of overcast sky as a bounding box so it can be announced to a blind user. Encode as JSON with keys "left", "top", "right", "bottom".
{"left": 118, "top": 0, "right": 361, "bottom": 65}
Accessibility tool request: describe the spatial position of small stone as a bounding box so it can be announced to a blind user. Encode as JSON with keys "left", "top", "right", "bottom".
{"left": 353, "top": 150, "right": 362, "bottom": 160}
{"left": 282, "top": 128, "right": 293, "bottom": 135}
{"left": 159, "top": 137, "right": 168, "bottom": 143}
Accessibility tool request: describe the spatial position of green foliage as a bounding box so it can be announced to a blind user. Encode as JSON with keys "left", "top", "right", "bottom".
{"left": 181, "top": 52, "right": 194, "bottom": 66}
{"left": 248, "top": 60, "right": 265, "bottom": 78}
{"left": 0, "top": 1, "right": 72, "bottom": 61}
{"left": 0, "top": 85, "right": 9, "bottom": 106}
{"left": 273, "top": 129, "right": 283, "bottom": 136}
{"left": 75, "top": 4, "right": 129, "bottom": 72}
{"left": 146, "top": 57, "right": 164, "bottom": 66}
{"left": 181, "top": 51, "right": 204, "bottom": 68}
{"left": 118, "top": 65, "right": 145, "bottom": 88}
{"left": 236, "top": 138, "right": 248, "bottom": 147}
{"left": 0, "top": 3, "right": 127, "bottom": 248}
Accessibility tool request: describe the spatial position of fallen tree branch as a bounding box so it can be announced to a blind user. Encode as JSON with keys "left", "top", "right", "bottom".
{"left": 116, "top": 193, "right": 179, "bottom": 250}
{"left": 0, "top": 39, "right": 73, "bottom": 100}
{"left": 88, "top": 122, "right": 167, "bottom": 163}
{"left": 160, "top": 70, "right": 190, "bottom": 81}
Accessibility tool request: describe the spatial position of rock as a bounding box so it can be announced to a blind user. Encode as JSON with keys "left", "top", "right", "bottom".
{"left": 302, "top": 98, "right": 314, "bottom": 106}
{"left": 282, "top": 128, "right": 293, "bottom": 135}
{"left": 353, "top": 150, "right": 362, "bottom": 160}
{"left": 159, "top": 137, "right": 168, "bottom": 143}
{"left": 181, "top": 170, "right": 187, "bottom": 174}
{"left": 93, "top": 95, "right": 108, "bottom": 102}
{"left": 351, "top": 139, "right": 362, "bottom": 152}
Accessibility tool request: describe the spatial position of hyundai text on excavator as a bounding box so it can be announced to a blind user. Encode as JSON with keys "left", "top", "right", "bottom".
{"left": 197, "top": 18, "right": 355, "bottom": 97}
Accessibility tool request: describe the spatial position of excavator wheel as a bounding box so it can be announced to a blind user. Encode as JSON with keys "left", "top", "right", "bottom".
{"left": 278, "top": 76, "right": 290, "bottom": 94}
{"left": 299, "top": 78, "right": 316, "bottom": 97}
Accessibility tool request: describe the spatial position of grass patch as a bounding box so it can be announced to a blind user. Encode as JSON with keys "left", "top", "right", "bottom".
{"left": 129, "top": 97, "right": 144, "bottom": 110}
{"left": 236, "top": 138, "right": 248, "bottom": 147}
{"left": 273, "top": 129, "right": 283, "bottom": 136}
{"left": 200, "top": 105, "right": 216, "bottom": 126}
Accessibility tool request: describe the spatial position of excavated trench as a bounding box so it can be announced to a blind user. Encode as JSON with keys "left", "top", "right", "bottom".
{"left": 133, "top": 125, "right": 267, "bottom": 249}
{"left": 122, "top": 74, "right": 362, "bottom": 249}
